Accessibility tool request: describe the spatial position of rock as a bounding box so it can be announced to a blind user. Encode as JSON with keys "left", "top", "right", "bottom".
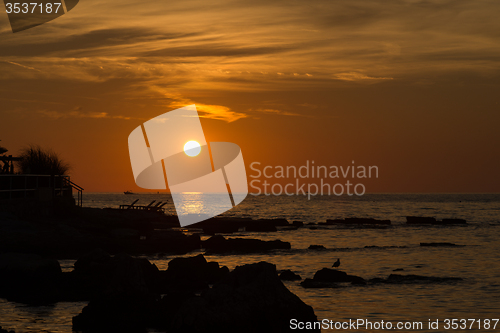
{"left": 313, "top": 268, "right": 365, "bottom": 284}
{"left": 385, "top": 274, "right": 462, "bottom": 283}
{"left": 245, "top": 220, "right": 278, "bottom": 232}
{"left": 439, "top": 218, "right": 467, "bottom": 225}
{"left": 420, "top": 242, "right": 460, "bottom": 247}
{"left": 203, "top": 235, "right": 291, "bottom": 253}
{"left": 292, "top": 221, "right": 304, "bottom": 227}
{"left": 364, "top": 245, "right": 407, "bottom": 249}
{"left": 0, "top": 326, "right": 15, "bottom": 333}
{"left": 72, "top": 253, "right": 159, "bottom": 332}
{"left": 261, "top": 218, "right": 290, "bottom": 226}
{"left": 369, "top": 274, "right": 463, "bottom": 284}
{"left": 324, "top": 219, "right": 343, "bottom": 225}
{"left": 73, "top": 248, "right": 112, "bottom": 274}
{"left": 72, "top": 257, "right": 318, "bottom": 332}
{"left": 170, "top": 262, "right": 319, "bottom": 332}
{"left": 300, "top": 268, "right": 366, "bottom": 288}
{"left": 0, "top": 253, "right": 62, "bottom": 303}
{"left": 163, "top": 254, "right": 229, "bottom": 290}
{"left": 189, "top": 217, "right": 250, "bottom": 234}
{"left": 279, "top": 269, "right": 302, "bottom": 281}
{"left": 61, "top": 250, "right": 161, "bottom": 302}
{"left": 392, "top": 268, "right": 404, "bottom": 271}
{"left": 301, "top": 268, "right": 366, "bottom": 288}
{"left": 326, "top": 218, "right": 391, "bottom": 225}
{"left": 72, "top": 291, "right": 157, "bottom": 333}
{"left": 110, "top": 228, "right": 138, "bottom": 239}
{"left": 308, "top": 245, "right": 326, "bottom": 250}
{"left": 202, "top": 224, "right": 241, "bottom": 234}
{"left": 406, "top": 217, "right": 466, "bottom": 225}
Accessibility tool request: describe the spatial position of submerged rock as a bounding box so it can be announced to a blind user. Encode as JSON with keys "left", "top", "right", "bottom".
{"left": 406, "top": 216, "right": 467, "bottom": 225}
{"left": 440, "top": 218, "right": 467, "bottom": 225}
{"left": 326, "top": 218, "right": 391, "bottom": 225}
{"left": 301, "top": 268, "right": 366, "bottom": 288}
{"left": 369, "top": 274, "right": 463, "bottom": 284}
{"left": 308, "top": 245, "right": 326, "bottom": 250}
{"left": 203, "top": 235, "right": 291, "bottom": 253}
{"left": 420, "top": 242, "right": 461, "bottom": 247}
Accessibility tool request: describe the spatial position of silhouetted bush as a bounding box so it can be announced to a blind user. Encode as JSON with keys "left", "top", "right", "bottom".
{"left": 17, "top": 145, "right": 70, "bottom": 175}
{"left": 0, "top": 140, "right": 7, "bottom": 155}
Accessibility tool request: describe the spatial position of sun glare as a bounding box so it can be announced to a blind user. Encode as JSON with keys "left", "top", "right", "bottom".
{"left": 184, "top": 140, "right": 201, "bottom": 157}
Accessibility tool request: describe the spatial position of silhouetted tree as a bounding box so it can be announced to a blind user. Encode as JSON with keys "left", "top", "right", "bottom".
{"left": 17, "top": 145, "right": 70, "bottom": 175}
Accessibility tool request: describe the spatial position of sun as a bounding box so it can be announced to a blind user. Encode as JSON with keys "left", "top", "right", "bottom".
{"left": 183, "top": 140, "right": 201, "bottom": 157}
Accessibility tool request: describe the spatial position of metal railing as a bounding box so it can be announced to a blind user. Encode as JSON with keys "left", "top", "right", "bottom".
{"left": 0, "top": 174, "right": 83, "bottom": 206}
{"left": 63, "top": 177, "right": 84, "bottom": 207}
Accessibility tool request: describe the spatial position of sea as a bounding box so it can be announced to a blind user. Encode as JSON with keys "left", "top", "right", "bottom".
{"left": 1, "top": 193, "right": 500, "bottom": 332}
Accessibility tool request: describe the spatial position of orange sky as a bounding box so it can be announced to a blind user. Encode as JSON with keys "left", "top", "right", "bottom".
{"left": 1, "top": 0, "right": 499, "bottom": 193}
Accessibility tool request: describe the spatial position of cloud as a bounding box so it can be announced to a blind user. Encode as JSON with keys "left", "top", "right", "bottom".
{"left": 35, "top": 107, "right": 141, "bottom": 120}
{"left": 4, "top": 61, "right": 42, "bottom": 72}
{"left": 1, "top": 0, "right": 500, "bottom": 123}
{"left": 148, "top": 87, "right": 247, "bottom": 122}
{"left": 248, "top": 108, "right": 305, "bottom": 117}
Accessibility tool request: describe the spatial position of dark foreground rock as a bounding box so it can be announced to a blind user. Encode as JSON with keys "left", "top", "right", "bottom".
{"left": 0, "top": 208, "right": 201, "bottom": 257}
{"left": 203, "top": 235, "right": 291, "bottom": 253}
{"left": 0, "top": 253, "right": 62, "bottom": 303}
{"left": 0, "top": 249, "right": 230, "bottom": 304}
{"left": 0, "top": 326, "right": 15, "bottom": 333}
{"left": 163, "top": 254, "right": 229, "bottom": 291}
{"left": 169, "top": 262, "right": 318, "bottom": 332}
{"left": 73, "top": 261, "right": 319, "bottom": 333}
{"left": 279, "top": 269, "right": 302, "bottom": 281}
{"left": 61, "top": 250, "right": 162, "bottom": 301}
{"left": 301, "top": 268, "right": 366, "bottom": 288}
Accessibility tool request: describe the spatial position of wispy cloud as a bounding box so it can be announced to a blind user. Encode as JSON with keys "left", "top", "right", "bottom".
{"left": 2, "top": 0, "right": 500, "bottom": 123}
{"left": 36, "top": 107, "right": 142, "bottom": 120}
{"left": 334, "top": 72, "right": 393, "bottom": 82}
{"left": 4, "top": 61, "right": 42, "bottom": 72}
{"left": 148, "top": 88, "right": 247, "bottom": 122}
{"left": 249, "top": 108, "right": 304, "bottom": 117}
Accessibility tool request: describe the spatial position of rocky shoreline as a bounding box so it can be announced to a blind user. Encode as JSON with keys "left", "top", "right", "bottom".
{"left": 0, "top": 207, "right": 469, "bottom": 332}
{"left": 0, "top": 250, "right": 319, "bottom": 332}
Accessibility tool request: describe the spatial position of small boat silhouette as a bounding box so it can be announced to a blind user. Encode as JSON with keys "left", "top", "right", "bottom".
{"left": 124, "top": 191, "right": 134, "bottom": 195}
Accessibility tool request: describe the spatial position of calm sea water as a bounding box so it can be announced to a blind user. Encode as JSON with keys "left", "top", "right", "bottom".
{"left": 1, "top": 193, "right": 500, "bottom": 332}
